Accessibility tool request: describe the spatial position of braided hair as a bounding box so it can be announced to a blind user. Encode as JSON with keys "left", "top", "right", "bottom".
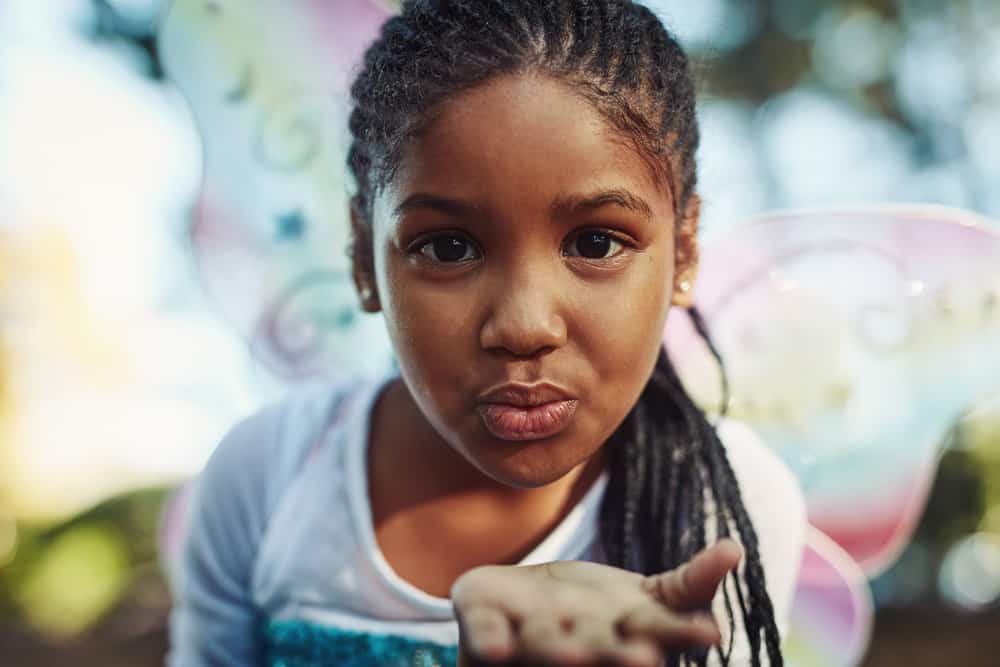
{"left": 346, "top": 2, "right": 782, "bottom": 665}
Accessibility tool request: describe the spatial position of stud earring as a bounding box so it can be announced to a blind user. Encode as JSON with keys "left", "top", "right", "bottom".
{"left": 679, "top": 279, "right": 692, "bottom": 293}
{"left": 360, "top": 286, "right": 373, "bottom": 302}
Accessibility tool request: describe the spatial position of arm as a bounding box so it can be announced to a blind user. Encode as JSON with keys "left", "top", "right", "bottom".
{"left": 166, "top": 410, "right": 280, "bottom": 667}
{"left": 165, "top": 380, "right": 352, "bottom": 666}
{"left": 712, "top": 419, "right": 808, "bottom": 664}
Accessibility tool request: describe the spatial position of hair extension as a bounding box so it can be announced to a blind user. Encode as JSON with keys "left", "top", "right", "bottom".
{"left": 346, "top": 2, "right": 782, "bottom": 664}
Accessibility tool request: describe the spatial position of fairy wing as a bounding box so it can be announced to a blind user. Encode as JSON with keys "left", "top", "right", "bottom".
{"left": 159, "top": 0, "right": 396, "bottom": 381}
{"left": 665, "top": 206, "right": 1000, "bottom": 666}
{"left": 664, "top": 205, "right": 1000, "bottom": 577}
{"left": 783, "top": 525, "right": 874, "bottom": 667}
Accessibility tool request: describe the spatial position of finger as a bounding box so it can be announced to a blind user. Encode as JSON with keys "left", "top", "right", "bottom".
{"left": 564, "top": 614, "right": 619, "bottom": 662}
{"left": 569, "top": 616, "right": 662, "bottom": 667}
{"left": 600, "top": 637, "right": 662, "bottom": 667}
{"left": 618, "top": 604, "right": 721, "bottom": 651}
{"left": 458, "top": 605, "right": 516, "bottom": 664}
{"left": 642, "top": 539, "right": 743, "bottom": 611}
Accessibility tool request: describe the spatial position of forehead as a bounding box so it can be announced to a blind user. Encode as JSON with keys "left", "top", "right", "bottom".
{"left": 388, "top": 74, "right": 673, "bottom": 217}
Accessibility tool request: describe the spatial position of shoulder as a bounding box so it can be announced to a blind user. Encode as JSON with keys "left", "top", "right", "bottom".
{"left": 201, "top": 380, "right": 361, "bottom": 481}
{"left": 713, "top": 416, "right": 807, "bottom": 550}
{"left": 713, "top": 418, "right": 807, "bottom": 636}
{"left": 167, "top": 378, "right": 372, "bottom": 665}
{"left": 195, "top": 377, "right": 361, "bottom": 520}
{"left": 204, "top": 381, "right": 353, "bottom": 477}
{"left": 714, "top": 418, "right": 803, "bottom": 514}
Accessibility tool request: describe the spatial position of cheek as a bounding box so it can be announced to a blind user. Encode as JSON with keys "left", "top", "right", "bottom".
{"left": 377, "top": 253, "right": 478, "bottom": 413}
{"left": 570, "top": 250, "right": 673, "bottom": 427}
{"left": 577, "top": 251, "right": 672, "bottom": 366}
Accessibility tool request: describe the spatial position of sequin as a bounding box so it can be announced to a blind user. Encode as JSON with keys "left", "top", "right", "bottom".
{"left": 265, "top": 619, "right": 459, "bottom": 667}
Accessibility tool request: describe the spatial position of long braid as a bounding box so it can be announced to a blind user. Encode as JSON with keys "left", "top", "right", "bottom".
{"left": 625, "top": 395, "right": 649, "bottom": 571}
{"left": 661, "top": 332, "right": 784, "bottom": 666}
{"left": 346, "top": 2, "right": 783, "bottom": 664}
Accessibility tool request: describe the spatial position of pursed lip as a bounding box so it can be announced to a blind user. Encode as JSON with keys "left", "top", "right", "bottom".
{"left": 477, "top": 382, "right": 575, "bottom": 407}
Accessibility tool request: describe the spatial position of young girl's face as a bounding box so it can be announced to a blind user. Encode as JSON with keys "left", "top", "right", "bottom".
{"left": 358, "top": 73, "right": 695, "bottom": 488}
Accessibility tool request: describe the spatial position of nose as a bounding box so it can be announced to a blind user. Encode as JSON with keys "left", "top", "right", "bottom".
{"left": 479, "top": 265, "right": 568, "bottom": 359}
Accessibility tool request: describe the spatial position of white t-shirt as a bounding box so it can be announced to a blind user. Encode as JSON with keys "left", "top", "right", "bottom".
{"left": 167, "top": 371, "right": 806, "bottom": 666}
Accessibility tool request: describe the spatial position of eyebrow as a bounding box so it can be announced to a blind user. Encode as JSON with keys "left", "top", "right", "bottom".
{"left": 393, "top": 193, "right": 481, "bottom": 218}
{"left": 550, "top": 188, "right": 654, "bottom": 224}
{"left": 394, "top": 188, "right": 655, "bottom": 224}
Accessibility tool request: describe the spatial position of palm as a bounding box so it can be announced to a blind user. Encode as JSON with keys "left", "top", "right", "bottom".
{"left": 453, "top": 539, "right": 742, "bottom": 667}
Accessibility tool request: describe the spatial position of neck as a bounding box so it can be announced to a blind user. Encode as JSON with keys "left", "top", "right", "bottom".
{"left": 367, "top": 376, "right": 605, "bottom": 559}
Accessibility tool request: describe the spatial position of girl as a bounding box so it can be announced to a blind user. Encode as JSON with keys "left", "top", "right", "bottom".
{"left": 167, "top": 1, "right": 806, "bottom": 665}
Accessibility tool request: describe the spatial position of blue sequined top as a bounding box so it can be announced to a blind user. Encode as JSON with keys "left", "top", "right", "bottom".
{"left": 265, "top": 620, "right": 459, "bottom": 667}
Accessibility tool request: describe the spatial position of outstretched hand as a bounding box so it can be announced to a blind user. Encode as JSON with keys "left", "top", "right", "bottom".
{"left": 452, "top": 538, "right": 743, "bottom": 667}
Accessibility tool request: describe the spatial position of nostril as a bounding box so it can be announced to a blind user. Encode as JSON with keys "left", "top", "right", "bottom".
{"left": 479, "top": 312, "right": 568, "bottom": 358}
{"left": 486, "top": 344, "right": 558, "bottom": 361}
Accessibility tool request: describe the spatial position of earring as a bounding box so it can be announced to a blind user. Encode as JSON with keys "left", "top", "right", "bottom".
{"left": 679, "top": 279, "right": 692, "bottom": 293}
{"left": 360, "top": 286, "right": 374, "bottom": 302}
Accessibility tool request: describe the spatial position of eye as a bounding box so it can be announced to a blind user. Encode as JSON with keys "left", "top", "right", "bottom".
{"left": 563, "top": 230, "right": 626, "bottom": 260}
{"left": 415, "top": 234, "right": 480, "bottom": 263}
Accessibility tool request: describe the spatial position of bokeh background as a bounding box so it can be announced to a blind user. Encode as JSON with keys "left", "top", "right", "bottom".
{"left": 2, "top": 0, "right": 1000, "bottom": 665}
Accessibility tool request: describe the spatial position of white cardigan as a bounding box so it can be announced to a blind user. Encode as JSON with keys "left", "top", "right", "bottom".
{"left": 167, "top": 371, "right": 806, "bottom": 666}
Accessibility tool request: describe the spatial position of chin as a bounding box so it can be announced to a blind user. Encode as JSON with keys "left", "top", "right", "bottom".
{"left": 486, "top": 467, "right": 565, "bottom": 489}
{"left": 469, "top": 437, "right": 586, "bottom": 489}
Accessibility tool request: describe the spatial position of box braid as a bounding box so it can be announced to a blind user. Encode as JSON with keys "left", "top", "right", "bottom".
{"left": 346, "top": 2, "right": 782, "bottom": 665}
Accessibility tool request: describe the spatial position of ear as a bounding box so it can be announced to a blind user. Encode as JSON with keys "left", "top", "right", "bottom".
{"left": 349, "top": 197, "right": 382, "bottom": 313}
{"left": 670, "top": 193, "right": 700, "bottom": 309}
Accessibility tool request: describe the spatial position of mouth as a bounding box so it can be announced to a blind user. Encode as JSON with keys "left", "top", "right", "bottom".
{"left": 476, "top": 383, "right": 579, "bottom": 441}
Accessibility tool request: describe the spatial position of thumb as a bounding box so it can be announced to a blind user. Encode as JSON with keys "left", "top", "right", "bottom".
{"left": 642, "top": 538, "right": 743, "bottom": 612}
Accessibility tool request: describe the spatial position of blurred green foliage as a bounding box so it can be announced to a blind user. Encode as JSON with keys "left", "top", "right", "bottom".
{"left": 0, "top": 488, "right": 170, "bottom": 638}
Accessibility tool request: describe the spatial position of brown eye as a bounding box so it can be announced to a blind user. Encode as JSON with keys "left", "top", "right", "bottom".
{"left": 564, "top": 230, "right": 624, "bottom": 259}
{"left": 417, "top": 235, "right": 479, "bottom": 263}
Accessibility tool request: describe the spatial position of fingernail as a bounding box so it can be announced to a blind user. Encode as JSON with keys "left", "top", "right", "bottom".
{"left": 721, "top": 538, "right": 744, "bottom": 560}
{"left": 676, "top": 563, "right": 691, "bottom": 593}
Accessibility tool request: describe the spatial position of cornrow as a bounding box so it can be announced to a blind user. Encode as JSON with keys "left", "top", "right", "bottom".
{"left": 346, "top": 2, "right": 782, "bottom": 665}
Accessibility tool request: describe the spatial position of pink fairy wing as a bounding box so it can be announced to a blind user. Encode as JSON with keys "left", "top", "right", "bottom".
{"left": 783, "top": 525, "right": 874, "bottom": 667}
{"left": 158, "top": 481, "right": 195, "bottom": 593}
{"left": 159, "top": 0, "right": 396, "bottom": 380}
{"left": 665, "top": 205, "right": 1000, "bottom": 576}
